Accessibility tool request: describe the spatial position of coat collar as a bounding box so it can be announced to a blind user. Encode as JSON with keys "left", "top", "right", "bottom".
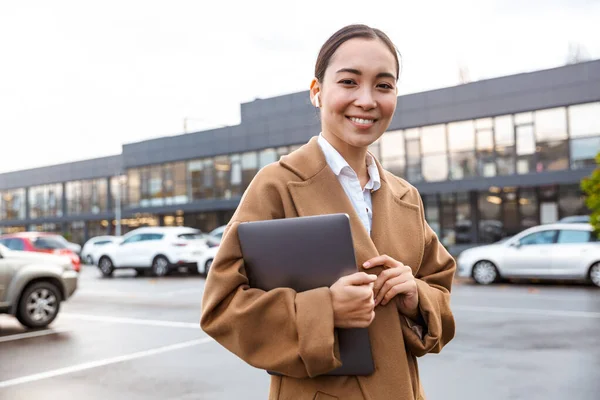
{"left": 279, "top": 136, "right": 422, "bottom": 270}
{"left": 280, "top": 136, "right": 409, "bottom": 199}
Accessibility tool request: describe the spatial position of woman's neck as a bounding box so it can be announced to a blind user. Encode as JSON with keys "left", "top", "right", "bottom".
{"left": 322, "top": 131, "right": 369, "bottom": 180}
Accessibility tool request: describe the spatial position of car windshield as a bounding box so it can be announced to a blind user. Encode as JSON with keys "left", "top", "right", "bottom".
{"left": 33, "top": 236, "right": 67, "bottom": 250}
{"left": 177, "top": 233, "right": 204, "bottom": 240}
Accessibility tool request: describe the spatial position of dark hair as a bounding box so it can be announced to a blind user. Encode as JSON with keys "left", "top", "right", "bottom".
{"left": 314, "top": 24, "right": 401, "bottom": 83}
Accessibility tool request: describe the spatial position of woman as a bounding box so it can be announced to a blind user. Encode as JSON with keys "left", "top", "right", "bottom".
{"left": 201, "top": 24, "right": 456, "bottom": 400}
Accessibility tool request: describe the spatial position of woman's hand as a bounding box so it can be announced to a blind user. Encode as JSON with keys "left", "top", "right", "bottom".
{"left": 330, "top": 272, "right": 377, "bottom": 328}
{"left": 363, "top": 255, "right": 420, "bottom": 321}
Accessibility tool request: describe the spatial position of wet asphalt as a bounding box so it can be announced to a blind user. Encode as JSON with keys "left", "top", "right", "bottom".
{"left": 0, "top": 266, "right": 599, "bottom": 400}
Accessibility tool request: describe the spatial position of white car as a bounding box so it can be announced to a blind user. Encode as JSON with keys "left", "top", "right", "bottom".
{"left": 53, "top": 235, "right": 82, "bottom": 255}
{"left": 457, "top": 223, "right": 600, "bottom": 287}
{"left": 95, "top": 227, "right": 209, "bottom": 277}
{"left": 196, "top": 245, "right": 219, "bottom": 276}
{"left": 81, "top": 235, "right": 121, "bottom": 265}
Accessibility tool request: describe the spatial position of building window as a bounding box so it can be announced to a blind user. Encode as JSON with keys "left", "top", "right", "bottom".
{"left": 380, "top": 130, "right": 405, "bottom": 178}
{"left": 127, "top": 169, "right": 140, "bottom": 207}
{"left": 259, "top": 148, "right": 278, "bottom": 169}
{"left": 455, "top": 192, "right": 472, "bottom": 244}
{"left": 405, "top": 128, "right": 422, "bottom": 182}
{"left": 478, "top": 188, "right": 504, "bottom": 243}
{"left": 495, "top": 115, "right": 515, "bottom": 175}
{"left": 440, "top": 193, "right": 455, "bottom": 246}
{"left": 28, "top": 184, "right": 63, "bottom": 219}
{"left": 536, "top": 140, "right": 569, "bottom": 171}
{"left": 448, "top": 121, "right": 476, "bottom": 180}
{"left": 535, "top": 108, "right": 567, "bottom": 142}
{"left": 476, "top": 118, "right": 496, "bottom": 177}
{"left": 0, "top": 188, "right": 26, "bottom": 220}
{"left": 214, "top": 156, "right": 232, "bottom": 199}
{"left": 241, "top": 152, "right": 258, "bottom": 191}
{"left": 188, "top": 159, "right": 214, "bottom": 201}
{"left": 571, "top": 136, "right": 600, "bottom": 169}
{"left": 516, "top": 125, "right": 535, "bottom": 174}
{"left": 421, "top": 125, "right": 448, "bottom": 182}
{"left": 423, "top": 194, "right": 440, "bottom": 238}
{"left": 66, "top": 179, "right": 108, "bottom": 215}
{"left": 558, "top": 184, "right": 588, "bottom": 218}
{"left": 569, "top": 102, "right": 600, "bottom": 138}
{"left": 519, "top": 188, "right": 539, "bottom": 230}
{"left": 229, "top": 154, "right": 243, "bottom": 197}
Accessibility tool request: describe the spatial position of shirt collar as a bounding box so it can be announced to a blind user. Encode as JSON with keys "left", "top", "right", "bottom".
{"left": 317, "top": 133, "right": 381, "bottom": 192}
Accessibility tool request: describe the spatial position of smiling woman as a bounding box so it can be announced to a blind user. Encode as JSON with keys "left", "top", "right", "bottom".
{"left": 201, "top": 24, "right": 456, "bottom": 400}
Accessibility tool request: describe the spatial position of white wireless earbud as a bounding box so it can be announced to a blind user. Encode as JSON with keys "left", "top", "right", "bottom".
{"left": 314, "top": 93, "right": 321, "bottom": 108}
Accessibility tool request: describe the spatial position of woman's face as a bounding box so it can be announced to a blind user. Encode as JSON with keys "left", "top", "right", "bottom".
{"left": 314, "top": 38, "right": 398, "bottom": 149}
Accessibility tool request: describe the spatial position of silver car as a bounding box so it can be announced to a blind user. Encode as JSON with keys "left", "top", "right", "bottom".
{"left": 457, "top": 223, "right": 600, "bottom": 287}
{"left": 0, "top": 244, "right": 78, "bottom": 328}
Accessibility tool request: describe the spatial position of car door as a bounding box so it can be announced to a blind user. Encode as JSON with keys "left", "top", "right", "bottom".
{"left": 135, "top": 233, "right": 164, "bottom": 267}
{"left": 502, "top": 230, "right": 558, "bottom": 277}
{"left": 0, "top": 246, "right": 11, "bottom": 306}
{"left": 114, "top": 234, "right": 144, "bottom": 267}
{"left": 551, "top": 229, "right": 596, "bottom": 278}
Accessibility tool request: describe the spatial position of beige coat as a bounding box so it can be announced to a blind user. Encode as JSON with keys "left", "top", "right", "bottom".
{"left": 200, "top": 137, "right": 456, "bottom": 400}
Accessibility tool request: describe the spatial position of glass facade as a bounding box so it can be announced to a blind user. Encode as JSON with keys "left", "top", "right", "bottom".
{"left": 66, "top": 179, "right": 108, "bottom": 215}
{"left": 379, "top": 102, "right": 599, "bottom": 183}
{"left": 424, "top": 184, "right": 587, "bottom": 246}
{"left": 0, "top": 188, "right": 26, "bottom": 220}
{"left": 28, "top": 184, "right": 63, "bottom": 219}
{"left": 1, "top": 99, "right": 598, "bottom": 247}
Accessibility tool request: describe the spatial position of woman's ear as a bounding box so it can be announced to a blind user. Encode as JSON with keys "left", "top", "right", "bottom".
{"left": 310, "top": 78, "right": 321, "bottom": 108}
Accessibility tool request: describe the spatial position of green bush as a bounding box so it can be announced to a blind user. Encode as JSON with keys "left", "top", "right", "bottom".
{"left": 581, "top": 152, "right": 600, "bottom": 238}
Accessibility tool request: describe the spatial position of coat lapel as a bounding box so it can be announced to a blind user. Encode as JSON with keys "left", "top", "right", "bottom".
{"left": 370, "top": 163, "right": 425, "bottom": 272}
{"left": 280, "top": 137, "right": 424, "bottom": 272}
{"left": 282, "top": 137, "right": 378, "bottom": 269}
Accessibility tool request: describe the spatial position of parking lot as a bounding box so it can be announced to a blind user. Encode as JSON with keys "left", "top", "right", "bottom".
{"left": 1, "top": 266, "right": 599, "bottom": 400}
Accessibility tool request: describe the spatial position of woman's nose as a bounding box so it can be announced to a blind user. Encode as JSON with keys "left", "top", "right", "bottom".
{"left": 354, "top": 89, "right": 377, "bottom": 110}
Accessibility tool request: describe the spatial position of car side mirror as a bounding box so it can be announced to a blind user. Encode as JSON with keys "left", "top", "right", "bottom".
{"left": 510, "top": 241, "right": 521, "bottom": 249}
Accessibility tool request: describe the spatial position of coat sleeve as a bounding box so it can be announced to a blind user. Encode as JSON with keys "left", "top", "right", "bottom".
{"left": 200, "top": 168, "right": 342, "bottom": 378}
{"left": 400, "top": 193, "right": 456, "bottom": 357}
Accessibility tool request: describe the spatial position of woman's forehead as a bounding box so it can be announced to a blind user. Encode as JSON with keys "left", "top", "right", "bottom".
{"left": 326, "top": 38, "right": 396, "bottom": 78}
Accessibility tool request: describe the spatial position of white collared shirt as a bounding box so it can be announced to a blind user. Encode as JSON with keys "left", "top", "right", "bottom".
{"left": 317, "top": 134, "right": 381, "bottom": 235}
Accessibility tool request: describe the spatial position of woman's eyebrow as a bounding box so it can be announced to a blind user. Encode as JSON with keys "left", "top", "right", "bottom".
{"left": 336, "top": 68, "right": 396, "bottom": 81}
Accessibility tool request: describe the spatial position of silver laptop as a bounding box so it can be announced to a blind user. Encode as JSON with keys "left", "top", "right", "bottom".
{"left": 237, "top": 213, "right": 375, "bottom": 376}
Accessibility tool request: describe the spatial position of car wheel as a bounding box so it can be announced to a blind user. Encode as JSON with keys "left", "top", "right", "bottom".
{"left": 589, "top": 263, "right": 600, "bottom": 287}
{"left": 85, "top": 255, "right": 94, "bottom": 265}
{"left": 152, "top": 256, "right": 170, "bottom": 277}
{"left": 17, "top": 282, "right": 61, "bottom": 329}
{"left": 98, "top": 257, "right": 114, "bottom": 277}
{"left": 472, "top": 260, "right": 499, "bottom": 285}
{"left": 204, "top": 259, "right": 213, "bottom": 276}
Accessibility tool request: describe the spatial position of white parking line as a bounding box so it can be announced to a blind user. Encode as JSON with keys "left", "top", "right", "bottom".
{"left": 0, "top": 328, "right": 71, "bottom": 343}
{"left": 77, "top": 288, "right": 203, "bottom": 298}
{"left": 0, "top": 337, "right": 214, "bottom": 388}
{"left": 60, "top": 313, "right": 200, "bottom": 329}
{"left": 454, "top": 305, "right": 600, "bottom": 319}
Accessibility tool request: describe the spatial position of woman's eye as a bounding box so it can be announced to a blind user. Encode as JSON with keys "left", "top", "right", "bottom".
{"left": 339, "top": 79, "right": 356, "bottom": 85}
{"left": 378, "top": 83, "right": 394, "bottom": 90}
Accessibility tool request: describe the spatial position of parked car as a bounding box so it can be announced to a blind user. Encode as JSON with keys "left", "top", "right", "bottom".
{"left": 205, "top": 225, "right": 226, "bottom": 247}
{"left": 81, "top": 236, "right": 121, "bottom": 265}
{"left": 196, "top": 245, "right": 219, "bottom": 276}
{"left": 558, "top": 215, "right": 591, "bottom": 224}
{"left": 457, "top": 223, "right": 600, "bottom": 286}
{"left": 0, "top": 232, "right": 81, "bottom": 272}
{"left": 0, "top": 244, "right": 78, "bottom": 328}
{"left": 94, "top": 227, "right": 210, "bottom": 277}
{"left": 53, "top": 235, "right": 82, "bottom": 255}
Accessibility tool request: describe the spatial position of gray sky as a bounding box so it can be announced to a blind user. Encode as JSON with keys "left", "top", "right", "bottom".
{"left": 1, "top": 0, "right": 599, "bottom": 174}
